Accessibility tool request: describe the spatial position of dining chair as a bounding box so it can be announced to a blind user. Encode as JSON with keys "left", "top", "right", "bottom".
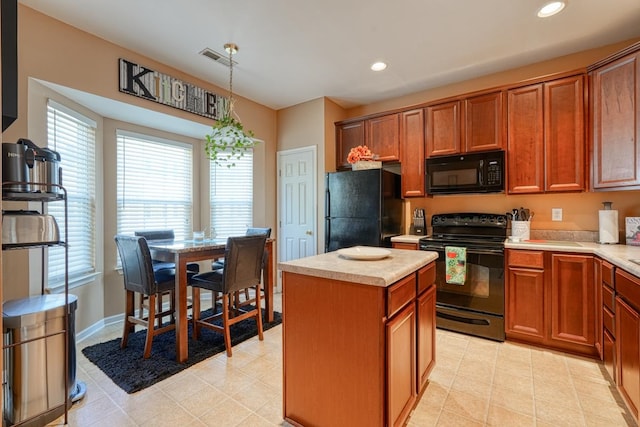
{"left": 190, "top": 235, "right": 267, "bottom": 357}
{"left": 115, "top": 234, "right": 177, "bottom": 359}
{"left": 211, "top": 227, "right": 271, "bottom": 306}
{"left": 134, "top": 229, "right": 199, "bottom": 320}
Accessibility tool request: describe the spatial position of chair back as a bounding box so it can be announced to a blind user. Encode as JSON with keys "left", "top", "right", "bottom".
{"left": 245, "top": 227, "right": 271, "bottom": 238}
{"left": 115, "top": 234, "right": 162, "bottom": 296}
{"left": 134, "top": 229, "right": 175, "bottom": 241}
{"left": 222, "top": 235, "right": 267, "bottom": 294}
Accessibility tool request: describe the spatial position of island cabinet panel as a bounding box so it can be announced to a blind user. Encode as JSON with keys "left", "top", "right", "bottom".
{"left": 400, "top": 108, "right": 426, "bottom": 197}
{"left": 417, "top": 283, "right": 436, "bottom": 392}
{"left": 392, "top": 242, "right": 418, "bottom": 250}
{"left": 464, "top": 91, "right": 504, "bottom": 152}
{"left": 282, "top": 261, "right": 436, "bottom": 427}
{"left": 387, "top": 303, "right": 416, "bottom": 427}
{"left": 507, "top": 84, "right": 545, "bottom": 193}
{"left": 591, "top": 50, "right": 640, "bottom": 189}
{"left": 282, "top": 272, "right": 386, "bottom": 427}
{"left": 548, "top": 254, "right": 595, "bottom": 354}
{"left": 336, "top": 120, "right": 365, "bottom": 169}
{"left": 367, "top": 113, "right": 400, "bottom": 162}
{"left": 426, "top": 101, "right": 461, "bottom": 157}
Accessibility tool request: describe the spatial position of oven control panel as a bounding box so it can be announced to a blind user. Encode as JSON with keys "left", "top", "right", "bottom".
{"left": 431, "top": 213, "right": 507, "bottom": 228}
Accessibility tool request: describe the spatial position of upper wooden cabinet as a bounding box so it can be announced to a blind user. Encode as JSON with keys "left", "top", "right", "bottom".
{"left": 590, "top": 48, "right": 640, "bottom": 190}
{"left": 464, "top": 91, "right": 504, "bottom": 152}
{"left": 507, "top": 75, "right": 585, "bottom": 194}
{"left": 426, "top": 91, "right": 503, "bottom": 157}
{"left": 399, "top": 109, "right": 425, "bottom": 197}
{"left": 425, "top": 101, "right": 460, "bottom": 157}
{"left": 336, "top": 120, "right": 364, "bottom": 169}
{"left": 366, "top": 113, "right": 400, "bottom": 162}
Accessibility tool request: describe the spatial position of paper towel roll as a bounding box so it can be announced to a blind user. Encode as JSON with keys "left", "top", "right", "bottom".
{"left": 599, "top": 209, "right": 619, "bottom": 244}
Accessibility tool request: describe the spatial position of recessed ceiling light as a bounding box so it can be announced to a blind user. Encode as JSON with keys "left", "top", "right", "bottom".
{"left": 537, "top": 1, "right": 566, "bottom": 18}
{"left": 371, "top": 61, "right": 387, "bottom": 72}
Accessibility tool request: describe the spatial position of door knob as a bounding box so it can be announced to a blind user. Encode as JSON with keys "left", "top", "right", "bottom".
{"left": 305, "top": 230, "right": 313, "bottom": 235}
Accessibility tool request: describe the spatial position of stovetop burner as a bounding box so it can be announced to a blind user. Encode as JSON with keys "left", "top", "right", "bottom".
{"left": 423, "top": 212, "right": 509, "bottom": 246}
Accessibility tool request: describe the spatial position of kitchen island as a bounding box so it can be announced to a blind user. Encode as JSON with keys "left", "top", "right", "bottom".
{"left": 279, "top": 248, "right": 438, "bottom": 427}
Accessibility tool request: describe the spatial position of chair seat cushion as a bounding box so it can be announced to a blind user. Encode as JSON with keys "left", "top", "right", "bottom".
{"left": 152, "top": 261, "right": 175, "bottom": 271}
{"left": 190, "top": 270, "right": 224, "bottom": 292}
{"left": 211, "top": 260, "right": 225, "bottom": 270}
{"left": 154, "top": 268, "right": 176, "bottom": 287}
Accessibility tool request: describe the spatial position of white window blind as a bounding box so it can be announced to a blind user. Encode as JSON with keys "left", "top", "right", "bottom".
{"left": 116, "top": 131, "right": 193, "bottom": 240}
{"left": 210, "top": 151, "right": 253, "bottom": 238}
{"left": 47, "top": 100, "right": 97, "bottom": 286}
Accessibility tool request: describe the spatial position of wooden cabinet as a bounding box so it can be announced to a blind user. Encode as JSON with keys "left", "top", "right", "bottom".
{"left": 367, "top": 113, "right": 400, "bottom": 162}
{"left": 548, "top": 253, "right": 595, "bottom": 353}
{"left": 601, "top": 259, "right": 616, "bottom": 382}
{"left": 464, "top": 91, "right": 504, "bottom": 152}
{"left": 505, "top": 249, "right": 597, "bottom": 357}
{"left": 392, "top": 242, "right": 418, "bottom": 250}
{"left": 282, "top": 261, "right": 436, "bottom": 427}
{"left": 399, "top": 109, "right": 425, "bottom": 197}
{"left": 615, "top": 268, "right": 640, "bottom": 421}
{"left": 506, "top": 249, "right": 546, "bottom": 342}
{"left": 590, "top": 48, "right": 640, "bottom": 190}
{"left": 426, "top": 91, "right": 503, "bottom": 157}
{"left": 507, "top": 75, "right": 585, "bottom": 194}
{"left": 417, "top": 280, "right": 436, "bottom": 392}
{"left": 425, "top": 101, "right": 460, "bottom": 157}
{"left": 387, "top": 303, "right": 416, "bottom": 427}
{"left": 336, "top": 120, "right": 364, "bottom": 169}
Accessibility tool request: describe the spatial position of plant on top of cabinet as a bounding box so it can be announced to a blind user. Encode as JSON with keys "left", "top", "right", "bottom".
{"left": 336, "top": 120, "right": 365, "bottom": 169}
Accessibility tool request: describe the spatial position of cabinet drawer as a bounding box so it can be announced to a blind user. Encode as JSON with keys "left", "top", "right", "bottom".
{"left": 507, "top": 250, "right": 544, "bottom": 269}
{"left": 603, "top": 284, "right": 615, "bottom": 313}
{"left": 616, "top": 269, "right": 640, "bottom": 311}
{"left": 603, "top": 305, "right": 615, "bottom": 336}
{"left": 387, "top": 274, "right": 417, "bottom": 319}
{"left": 392, "top": 242, "right": 418, "bottom": 250}
{"left": 602, "top": 261, "right": 615, "bottom": 288}
{"left": 417, "top": 263, "right": 436, "bottom": 295}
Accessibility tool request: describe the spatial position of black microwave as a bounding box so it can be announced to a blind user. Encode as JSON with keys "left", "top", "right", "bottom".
{"left": 425, "top": 151, "right": 504, "bottom": 194}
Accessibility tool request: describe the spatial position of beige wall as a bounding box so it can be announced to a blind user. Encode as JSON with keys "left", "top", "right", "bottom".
{"left": 2, "top": 5, "right": 278, "bottom": 333}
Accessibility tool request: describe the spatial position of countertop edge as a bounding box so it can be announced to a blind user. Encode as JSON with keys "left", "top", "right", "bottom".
{"left": 279, "top": 250, "right": 438, "bottom": 287}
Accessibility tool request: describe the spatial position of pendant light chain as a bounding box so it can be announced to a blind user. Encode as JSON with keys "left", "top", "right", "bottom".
{"left": 224, "top": 42, "right": 238, "bottom": 116}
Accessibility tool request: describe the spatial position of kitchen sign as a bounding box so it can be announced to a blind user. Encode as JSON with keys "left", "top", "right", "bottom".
{"left": 118, "top": 58, "right": 226, "bottom": 120}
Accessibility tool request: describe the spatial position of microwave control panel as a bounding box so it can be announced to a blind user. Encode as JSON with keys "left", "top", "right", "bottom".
{"left": 486, "top": 160, "right": 502, "bottom": 185}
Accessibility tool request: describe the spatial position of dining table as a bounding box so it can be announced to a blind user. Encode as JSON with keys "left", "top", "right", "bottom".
{"left": 147, "top": 237, "right": 275, "bottom": 363}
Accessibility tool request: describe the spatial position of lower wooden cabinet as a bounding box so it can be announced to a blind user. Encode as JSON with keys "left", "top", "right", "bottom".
{"left": 615, "top": 268, "right": 640, "bottom": 421}
{"left": 387, "top": 303, "right": 416, "bottom": 427}
{"left": 506, "top": 250, "right": 598, "bottom": 356}
{"left": 417, "top": 283, "right": 436, "bottom": 392}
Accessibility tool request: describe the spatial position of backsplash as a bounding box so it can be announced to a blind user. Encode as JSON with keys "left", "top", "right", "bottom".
{"left": 528, "top": 229, "right": 599, "bottom": 242}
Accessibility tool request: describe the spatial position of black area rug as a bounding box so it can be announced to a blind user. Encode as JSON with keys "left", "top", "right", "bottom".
{"left": 81, "top": 307, "right": 282, "bottom": 394}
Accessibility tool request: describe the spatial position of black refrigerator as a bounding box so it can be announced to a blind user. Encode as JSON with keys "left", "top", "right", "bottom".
{"left": 325, "top": 168, "right": 402, "bottom": 252}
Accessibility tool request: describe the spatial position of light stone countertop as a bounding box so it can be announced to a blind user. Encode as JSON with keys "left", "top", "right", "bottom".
{"left": 278, "top": 248, "right": 438, "bottom": 287}
{"left": 390, "top": 235, "right": 425, "bottom": 244}
{"left": 505, "top": 240, "right": 640, "bottom": 277}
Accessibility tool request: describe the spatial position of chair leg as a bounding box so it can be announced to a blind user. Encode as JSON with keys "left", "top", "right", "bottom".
{"left": 192, "top": 288, "right": 201, "bottom": 340}
{"left": 222, "top": 294, "right": 233, "bottom": 357}
{"left": 143, "top": 294, "right": 157, "bottom": 359}
{"left": 121, "top": 290, "right": 135, "bottom": 349}
{"left": 156, "top": 293, "right": 164, "bottom": 328}
{"left": 255, "top": 284, "right": 264, "bottom": 341}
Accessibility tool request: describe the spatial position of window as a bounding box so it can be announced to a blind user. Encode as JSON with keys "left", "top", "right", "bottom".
{"left": 116, "top": 131, "right": 193, "bottom": 240}
{"left": 210, "top": 150, "right": 253, "bottom": 238}
{"left": 47, "top": 100, "right": 97, "bottom": 286}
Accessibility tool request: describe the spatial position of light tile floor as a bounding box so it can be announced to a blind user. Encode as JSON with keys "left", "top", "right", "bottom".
{"left": 51, "top": 294, "right": 636, "bottom": 426}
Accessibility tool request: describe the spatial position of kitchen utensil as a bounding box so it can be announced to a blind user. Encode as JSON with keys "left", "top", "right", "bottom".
{"left": 2, "top": 142, "right": 30, "bottom": 192}
{"left": 19, "top": 138, "right": 62, "bottom": 194}
{"left": 2, "top": 210, "right": 60, "bottom": 247}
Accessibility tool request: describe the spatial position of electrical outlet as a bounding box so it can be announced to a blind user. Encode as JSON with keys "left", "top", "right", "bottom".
{"left": 552, "top": 208, "right": 563, "bottom": 221}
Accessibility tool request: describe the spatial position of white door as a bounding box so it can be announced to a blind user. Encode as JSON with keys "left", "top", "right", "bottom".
{"left": 277, "top": 146, "right": 317, "bottom": 272}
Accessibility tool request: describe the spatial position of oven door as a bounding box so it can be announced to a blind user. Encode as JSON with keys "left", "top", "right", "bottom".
{"left": 421, "top": 242, "right": 504, "bottom": 316}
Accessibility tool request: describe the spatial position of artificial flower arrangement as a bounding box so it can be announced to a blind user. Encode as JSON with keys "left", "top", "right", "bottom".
{"left": 205, "top": 113, "right": 258, "bottom": 168}
{"left": 347, "top": 145, "right": 375, "bottom": 164}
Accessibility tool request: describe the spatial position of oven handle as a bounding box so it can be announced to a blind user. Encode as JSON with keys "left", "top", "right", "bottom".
{"left": 420, "top": 244, "right": 504, "bottom": 256}
{"left": 436, "top": 310, "right": 490, "bottom": 326}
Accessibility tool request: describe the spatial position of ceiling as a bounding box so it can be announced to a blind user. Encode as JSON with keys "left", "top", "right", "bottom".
{"left": 19, "top": 0, "right": 640, "bottom": 113}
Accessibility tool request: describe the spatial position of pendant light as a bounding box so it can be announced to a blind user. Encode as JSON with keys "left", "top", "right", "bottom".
{"left": 205, "top": 42, "right": 256, "bottom": 168}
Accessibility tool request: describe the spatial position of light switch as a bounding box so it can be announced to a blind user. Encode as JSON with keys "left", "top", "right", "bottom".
{"left": 552, "top": 208, "right": 563, "bottom": 221}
